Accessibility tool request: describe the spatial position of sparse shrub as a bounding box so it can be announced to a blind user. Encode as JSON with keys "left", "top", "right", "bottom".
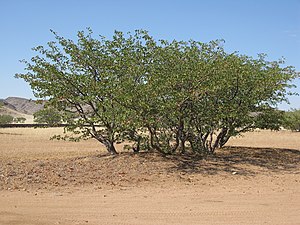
{"left": 13, "top": 117, "right": 26, "bottom": 123}
{"left": 0, "top": 115, "right": 14, "bottom": 124}
{"left": 33, "top": 108, "right": 62, "bottom": 125}
{"left": 283, "top": 109, "right": 300, "bottom": 132}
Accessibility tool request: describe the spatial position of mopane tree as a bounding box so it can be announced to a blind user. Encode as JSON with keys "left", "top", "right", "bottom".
{"left": 142, "top": 42, "right": 297, "bottom": 154}
{"left": 131, "top": 39, "right": 298, "bottom": 154}
{"left": 185, "top": 53, "right": 294, "bottom": 154}
{"left": 16, "top": 29, "right": 299, "bottom": 155}
{"left": 16, "top": 29, "right": 157, "bottom": 154}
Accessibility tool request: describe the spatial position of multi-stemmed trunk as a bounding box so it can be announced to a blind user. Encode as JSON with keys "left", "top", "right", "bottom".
{"left": 103, "top": 140, "right": 118, "bottom": 155}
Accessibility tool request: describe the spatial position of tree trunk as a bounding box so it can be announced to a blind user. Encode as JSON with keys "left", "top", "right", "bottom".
{"left": 211, "top": 127, "right": 228, "bottom": 153}
{"left": 147, "top": 126, "right": 161, "bottom": 152}
{"left": 93, "top": 134, "right": 118, "bottom": 155}
{"left": 133, "top": 136, "right": 141, "bottom": 153}
{"left": 177, "top": 118, "right": 185, "bottom": 154}
{"left": 179, "top": 139, "right": 186, "bottom": 154}
{"left": 103, "top": 140, "right": 118, "bottom": 155}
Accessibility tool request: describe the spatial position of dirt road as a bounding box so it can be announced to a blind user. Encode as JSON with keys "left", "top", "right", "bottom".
{"left": 1, "top": 174, "right": 300, "bottom": 225}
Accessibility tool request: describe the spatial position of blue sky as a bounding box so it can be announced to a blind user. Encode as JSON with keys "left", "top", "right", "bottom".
{"left": 0, "top": 0, "right": 299, "bottom": 110}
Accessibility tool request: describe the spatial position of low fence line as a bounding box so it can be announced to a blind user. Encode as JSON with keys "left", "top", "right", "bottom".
{"left": 0, "top": 124, "right": 67, "bottom": 128}
{"left": 0, "top": 124, "right": 103, "bottom": 128}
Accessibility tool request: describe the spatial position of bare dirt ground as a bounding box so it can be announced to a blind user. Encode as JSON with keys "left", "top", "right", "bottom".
{"left": 0, "top": 128, "right": 300, "bottom": 225}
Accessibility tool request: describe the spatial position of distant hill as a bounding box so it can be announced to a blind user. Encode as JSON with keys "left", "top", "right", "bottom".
{"left": 0, "top": 104, "right": 34, "bottom": 124}
{"left": 1, "top": 97, "right": 44, "bottom": 115}
{"left": 0, "top": 97, "right": 45, "bottom": 124}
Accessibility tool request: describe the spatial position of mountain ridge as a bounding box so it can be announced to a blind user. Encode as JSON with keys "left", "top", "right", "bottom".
{"left": 0, "top": 97, "right": 44, "bottom": 116}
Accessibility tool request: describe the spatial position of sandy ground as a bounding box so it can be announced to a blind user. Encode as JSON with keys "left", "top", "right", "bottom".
{"left": 0, "top": 128, "right": 300, "bottom": 225}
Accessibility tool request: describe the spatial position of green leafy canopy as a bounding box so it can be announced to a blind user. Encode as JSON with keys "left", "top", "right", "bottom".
{"left": 15, "top": 28, "right": 300, "bottom": 155}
